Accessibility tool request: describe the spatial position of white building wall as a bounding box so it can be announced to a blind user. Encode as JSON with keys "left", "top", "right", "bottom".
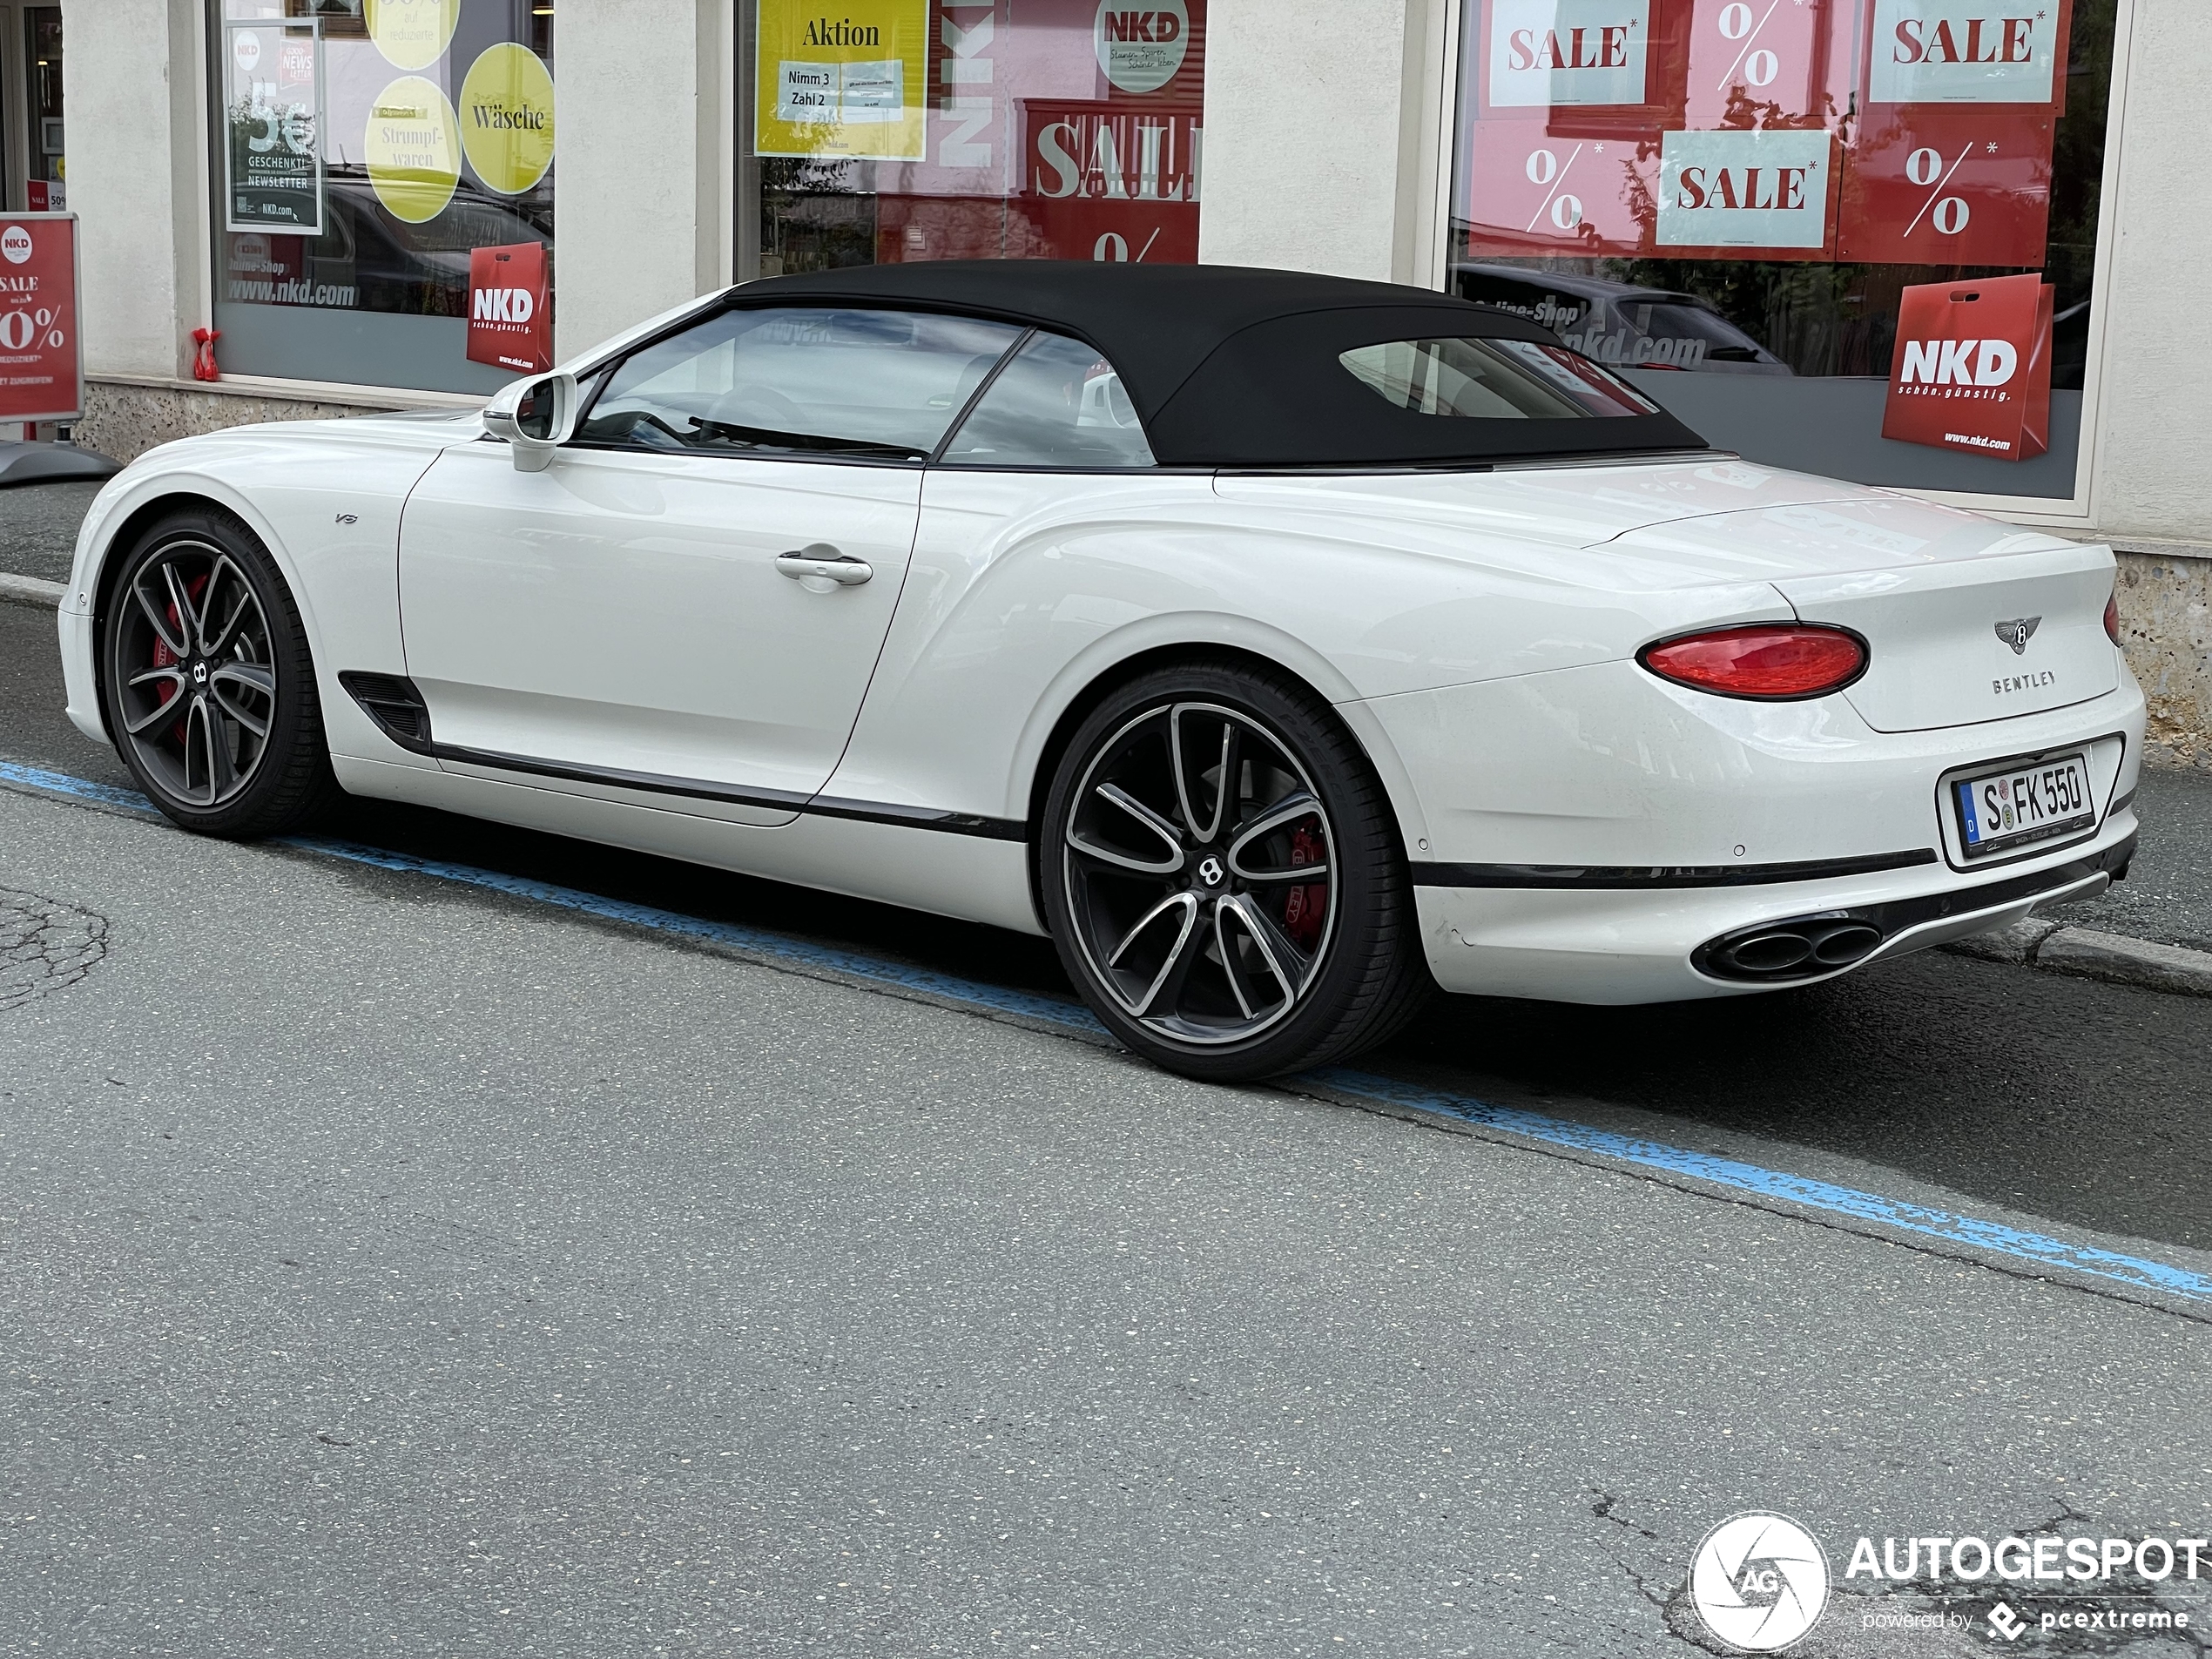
{"left": 64, "top": 0, "right": 204, "bottom": 383}
{"left": 2087, "top": 0, "right": 2212, "bottom": 548}
{"left": 1197, "top": 0, "right": 1454, "bottom": 287}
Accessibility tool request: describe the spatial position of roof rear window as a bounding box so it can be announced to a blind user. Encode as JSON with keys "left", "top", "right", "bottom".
{"left": 1339, "top": 337, "right": 1659, "bottom": 420}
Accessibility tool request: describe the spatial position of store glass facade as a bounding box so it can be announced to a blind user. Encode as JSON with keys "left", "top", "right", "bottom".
{"left": 210, "top": 0, "right": 555, "bottom": 393}
{"left": 745, "top": 0, "right": 1206, "bottom": 275}
{"left": 1449, "top": 0, "right": 2115, "bottom": 500}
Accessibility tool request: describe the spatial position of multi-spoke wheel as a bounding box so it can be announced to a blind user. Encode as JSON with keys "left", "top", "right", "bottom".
{"left": 102, "top": 508, "right": 340, "bottom": 837}
{"left": 1042, "top": 662, "right": 1428, "bottom": 1082}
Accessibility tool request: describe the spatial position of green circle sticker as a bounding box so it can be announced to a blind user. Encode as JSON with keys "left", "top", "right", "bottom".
{"left": 364, "top": 77, "right": 461, "bottom": 224}
{"left": 364, "top": 0, "right": 459, "bottom": 71}
{"left": 459, "top": 43, "right": 556, "bottom": 196}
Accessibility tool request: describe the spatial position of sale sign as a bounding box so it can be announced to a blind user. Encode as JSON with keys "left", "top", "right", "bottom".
{"left": 466, "top": 242, "right": 550, "bottom": 374}
{"left": 1020, "top": 100, "right": 1204, "bottom": 262}
{"left": 1865, "top": 0, "right": 2070, "bottom": 105}
{"left": 1487, "top": 0, "right": 1655, "bottom": 107}
{"left": 0, "top": 216, "right": 80, "bottom": 423}
{"left": 1656, "top": 125, "right": 1835, "bottom": 252}
{"left": 1881, "top": 273, "right": 2054, "bottom": 460}
{"left": 1837, "top": 105, "right": 2053, "bottom": 263}
{"left": 1464, "top": 125, "right": 1659, "bottom": 254}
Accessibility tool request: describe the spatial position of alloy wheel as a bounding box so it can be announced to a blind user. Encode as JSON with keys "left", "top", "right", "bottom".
{"left": 1061, "top": 701, "right": 1338, "bottom": 1047}
{"left": 111, "top": 540, "right": 279, "bottom": 810}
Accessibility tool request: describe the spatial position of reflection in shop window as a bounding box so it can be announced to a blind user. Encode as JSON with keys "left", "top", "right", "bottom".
{"left": 748, "top": 0, "right": 1207, "bottom": 277}
{"left": 1448, "top": 0, "right": 2116, "bottom": 500}
{"left": 209, "top": 0, "right": 555, "bottom": 394}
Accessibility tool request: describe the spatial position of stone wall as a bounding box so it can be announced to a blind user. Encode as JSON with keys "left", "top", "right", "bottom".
{"left": 2115, "top": 548, "right": 2212, "bottom": 770}
{"left": 75, "top": 379, "right": 412, "bottom": 464}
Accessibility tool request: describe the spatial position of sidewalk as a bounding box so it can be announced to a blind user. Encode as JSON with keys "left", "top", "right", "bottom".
{"left": 3, "top": 480, "right": 2205, "bottom": 958}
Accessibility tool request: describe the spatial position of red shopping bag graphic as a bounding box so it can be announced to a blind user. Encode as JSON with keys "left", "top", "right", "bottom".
{"left": 467, "top": 242, "right": 551, "bottom": 374}
{"left": 1880, "top": 273, "right": 2053, "bottom": 461}
{"left": 1838, "top": 105, "right": 2053, "bottom": 265}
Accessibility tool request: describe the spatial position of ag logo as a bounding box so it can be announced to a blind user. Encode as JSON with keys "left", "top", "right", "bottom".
{"left": 1095, "top": 0, "right": 1190, "bottom": 94}
{"left": 1689, "top": 1513, "right": 1830, "bottom": 1652}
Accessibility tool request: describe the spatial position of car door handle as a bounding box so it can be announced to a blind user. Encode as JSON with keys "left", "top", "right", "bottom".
{"left": 776, "top": 545, "right": 873, "bottom": 587}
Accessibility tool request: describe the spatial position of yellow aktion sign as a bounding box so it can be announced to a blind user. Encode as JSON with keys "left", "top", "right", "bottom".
{"left": 755, "top": 0, "right": 927, "bottom": 162}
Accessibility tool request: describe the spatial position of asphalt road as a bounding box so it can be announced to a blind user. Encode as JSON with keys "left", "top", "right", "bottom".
{"left": 7, "top": 587, "right": 2212, "bottom": 1654}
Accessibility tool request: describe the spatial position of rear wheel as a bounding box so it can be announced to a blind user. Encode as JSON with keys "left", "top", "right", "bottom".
{"left": 102, "top": 508, "right": 340, "bottom": 837}
{"left": 1041, "top": 661, "right": 1428, "bottom": 1082}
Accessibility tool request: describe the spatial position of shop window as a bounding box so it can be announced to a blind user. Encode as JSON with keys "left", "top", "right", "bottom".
{"left": 25, "top": 8, "right": 64, "bottom": 211}
{"left": 745, "top": 1, "right": 1206, "bottom": 277}
{"left": 209, "top": 0, "right": 555, "bottom": 394}
{"left": 1448, "top": 0, "right": 2118, "bottom": 502}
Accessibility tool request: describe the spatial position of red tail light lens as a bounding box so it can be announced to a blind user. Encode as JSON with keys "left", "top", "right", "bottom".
{"left": 2104, "top": 590, "right": 2121, "bottom": 644}
{"left": 1640, "top": 625, "right": 1868, "bottom": 700}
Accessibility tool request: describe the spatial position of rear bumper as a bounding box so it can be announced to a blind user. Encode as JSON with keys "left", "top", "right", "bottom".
{"left": 1413, "top": 813, "right": 2137, "bottom": 1003}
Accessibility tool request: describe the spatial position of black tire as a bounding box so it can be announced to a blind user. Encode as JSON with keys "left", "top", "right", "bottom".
{"left": 100, "top": 505, "right": 341, "bottom": 838}
{"left": 1041, "top": 659, "right": 1429, "bottom": 1082}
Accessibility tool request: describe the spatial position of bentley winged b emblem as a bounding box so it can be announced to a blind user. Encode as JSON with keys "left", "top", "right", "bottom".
{"left": 1994, "top": 617, "right": 2041, "bottom": 655}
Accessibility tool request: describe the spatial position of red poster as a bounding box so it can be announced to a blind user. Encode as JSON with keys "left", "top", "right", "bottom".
{"left": 1838, "top": 105, "right": 2053, "bottom": 264}
{"left": 1881, "top": 273, "right": 2053, "bottom": 460}
{"left": 1473, "top": 0, "right": 1696, "bottom": 133}
{"left": 467, "top": 242, "right": 550, "bottom": 374}
{"left": 0, "top": 215, "right": 81, "bottom": 423}
{"left": 1682, "top": 0, "right": 1844, "bottom": 130}
{"left": 1464, "top": 125, "right": 1661, "bottom": 257}
{"left": 870, "top": 0, "right": 1206, "bottom": 265}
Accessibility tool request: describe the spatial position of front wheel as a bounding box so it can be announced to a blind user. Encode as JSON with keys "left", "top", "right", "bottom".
{"left": 1041, "top": 661, "right": 1428, "bottom": 1082}
{"left": 101, "top": 507, "right": 340, "bottom": 837}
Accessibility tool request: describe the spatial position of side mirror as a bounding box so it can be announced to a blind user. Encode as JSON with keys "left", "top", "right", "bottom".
{"left": 482, "top": 371, "right": 578, "bottom": 472}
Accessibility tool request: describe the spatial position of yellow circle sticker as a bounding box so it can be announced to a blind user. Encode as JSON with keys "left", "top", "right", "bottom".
{"left": 458, "top": 44, "right": 556, "bottom": 196}
{"left": 364, "top": 77, "right": 461, "bottom": 224}
{"left": 364, "top": 0, "right": 459, "bottom": 71}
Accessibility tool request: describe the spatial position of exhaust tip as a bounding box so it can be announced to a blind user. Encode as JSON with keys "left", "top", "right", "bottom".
{"left": 1696, "top": 913, "right": 1887, "bottom": 984}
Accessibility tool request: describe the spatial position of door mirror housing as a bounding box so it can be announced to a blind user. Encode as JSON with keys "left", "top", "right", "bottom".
{"left": 482, "top": 371, "right": 578, "bottom": 472}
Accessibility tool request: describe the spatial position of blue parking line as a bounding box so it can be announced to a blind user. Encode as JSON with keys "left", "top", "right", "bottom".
{"left": 6, "top": 756, "right": 2209, "bottom": 1306}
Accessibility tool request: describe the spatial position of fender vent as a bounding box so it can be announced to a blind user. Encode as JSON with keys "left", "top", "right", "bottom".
{"left": 338, "top": 671, "right": 434, "bottom": 754}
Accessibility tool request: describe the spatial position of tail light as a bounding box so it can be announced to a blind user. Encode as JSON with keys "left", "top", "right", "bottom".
{"left": 1640, "top": 624, "right": 1868, "bottom": 700}
{"left": 2104, "top": 590, "right": 2121, "bottom": 645}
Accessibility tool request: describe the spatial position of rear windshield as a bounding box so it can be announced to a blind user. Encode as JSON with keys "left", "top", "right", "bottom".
{"left": 1339, "top": 337, "right": 1659, "bottom": 420}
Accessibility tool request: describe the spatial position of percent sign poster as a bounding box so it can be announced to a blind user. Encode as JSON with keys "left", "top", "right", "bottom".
{"left": 0, "top": 216, "right": 81, "bottom": 424}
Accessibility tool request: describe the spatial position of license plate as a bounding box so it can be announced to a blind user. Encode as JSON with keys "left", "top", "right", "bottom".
{"left": 1952, "top": 752, "right": 2095, "bottom": 859}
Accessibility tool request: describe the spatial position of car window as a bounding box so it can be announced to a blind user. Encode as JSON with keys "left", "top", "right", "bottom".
{"left": 937, "top": 330, "right": 1156, "bottom": 469}
{"left": 1339, "top": 336, "right": 1659, "bottom": 420}
{"left": 577, "top": 306, "right": 1025, "bottom": 462}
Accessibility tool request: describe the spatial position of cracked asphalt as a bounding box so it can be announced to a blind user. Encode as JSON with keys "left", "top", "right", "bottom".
{"left": 6, "top": 503, "right": 2212, "bottom": 1655}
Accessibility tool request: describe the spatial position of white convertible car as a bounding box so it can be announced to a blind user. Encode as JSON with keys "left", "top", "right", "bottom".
{"left": 57, "top": 263, "right": 2142, "bottom": 1080}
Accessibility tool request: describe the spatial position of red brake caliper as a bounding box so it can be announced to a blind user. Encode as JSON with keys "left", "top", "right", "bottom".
{"left": 1282, "top": 825, "right": 1328, "bottom": 950}
{"left": 148, "top": 571, "right": 211, "bottom": 742}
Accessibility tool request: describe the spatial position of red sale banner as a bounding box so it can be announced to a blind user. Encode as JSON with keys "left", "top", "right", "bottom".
{"left": 1862, "top": 0, "right": 2073, "bottom": 111}
{"left": 1837, "top": 105, "right": 2053, "bottom": 264}
{"left": 1881, "top": 273, "right": 2053, "bottom": 460}
{"left": 467, "top": 242, "right": 550, "bottom": 374}
{"left": 0, "top": 214, "right": 81, "bottom": 423}
{"left": 1464, "top": 125, "right": 1660, "bottom": 257}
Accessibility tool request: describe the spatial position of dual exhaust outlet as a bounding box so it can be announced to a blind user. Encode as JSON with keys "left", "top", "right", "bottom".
{"left": 1694, "top": 912, "right": 1888, "bottom": 984}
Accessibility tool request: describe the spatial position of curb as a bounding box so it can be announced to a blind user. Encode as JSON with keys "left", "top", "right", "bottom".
{"left": 3, "top": 564, "right": 2207, "bottom": 1001}
{"left": 1944, "top": 917, "right": 2212, "bottom": 997}
{"left": 0, "top": 570, "right": 64, "bottom": 609}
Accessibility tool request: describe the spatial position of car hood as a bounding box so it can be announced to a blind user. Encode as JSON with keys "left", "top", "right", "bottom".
{"left": 1213, "top": 455, "right": 2086, "bottom": 591}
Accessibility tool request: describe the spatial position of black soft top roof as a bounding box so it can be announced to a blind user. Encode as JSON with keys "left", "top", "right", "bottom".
{"left": 738, "top": 260, "right": 1707, "bottom": 469}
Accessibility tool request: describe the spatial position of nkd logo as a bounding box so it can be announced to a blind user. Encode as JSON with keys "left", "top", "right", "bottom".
{"left": 1095, "top": 0, "right": 1190, "bottom": 94}
{"left": 1898, "top": 335, "right": 2018, "bottom": 388}
{"left": 1869, "top": 0, "right": 2055, "bottom": 103}
{"left": 1657, "top": 128, "right": 1831, "bottom": 250}
{"left": 472, "top": 287, "right": 537, "bottom": 327}
{"left": 1102, "top": 10, "right": 1181, "bottom": 43}
{"left": 1487, "top": 0, "right": 1649, "bottom": 108}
